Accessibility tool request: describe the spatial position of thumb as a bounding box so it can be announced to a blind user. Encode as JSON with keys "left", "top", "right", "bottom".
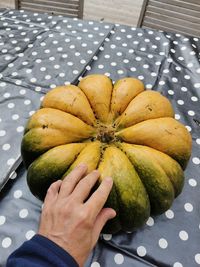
{"left": 92, "top": 208, "right": 116, "bottom": 245}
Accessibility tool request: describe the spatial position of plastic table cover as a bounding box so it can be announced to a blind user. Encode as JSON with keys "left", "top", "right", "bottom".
{"left": 0, "top": 8, "right": 200, "bottom": 267}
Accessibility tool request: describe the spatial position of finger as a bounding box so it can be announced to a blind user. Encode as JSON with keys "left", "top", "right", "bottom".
{"left": 72, "top": 170, "right": 100, "bottom": 202}
{"left": 44, "top": 180, "right": 62, "bottom": 208}
{"left": 92, "top": 208, "right": 116, "bottom": 246}
{"left": 58, "top": 164, "right": 87, "bottom": 199}
{"left": 85, "top": 177, "right": 113, "bottom": 219}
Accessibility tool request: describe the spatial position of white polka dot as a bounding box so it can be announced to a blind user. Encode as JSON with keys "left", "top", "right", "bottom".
{"left": 40, "top": 67, "right": 46, "bottom": 72}
{"left": 24, "top": 99, "right": 31, "bottom": 105}
{"left": 179, "top": 230, "right": 188, "bottom": 241}
{"left": 17, "top": 126, "right": 24, "bottom": 132}
{"left": 177, "top": 100, "right": 184, "bottom": 105}
{"left": 188, "top": 110, "right": 195, "bottom": 116}
{"left": 159, "top": 80, "right": 165, "bottom": 85}
{"left": 194, "top": 83, "right": 200, "bottom": 89}
{"left": 175, "top": 66, "right": 181, "bottom": 71}
{"left": 123, "top": 59, "right": 129, "bottom": 64}
{"left": 30, "top": 78, "right": 37, "bottom": 83}
{"left": 45, "top": 75, "right": 51, "bottom": 80}
{"left": 196, "top": 138, "right": 200, "bottom": 145}
{"left": 14, "top": 190, "right": 22, "bottom": 198}
{"left": 175, "top": 114, "right": 180, "bottom": 120}
{"left": 172, "top": 77, "right": 178, "bottom": 83}
{"left": 103, "top": 234, "right": 112, "bottom": 240}
{"left": 36, "top": 59, "right": 41, "bottom": 63}
{"left": 26, "top": 69, "right": 32, "bottom": 74}
{"left": 151, "top": 72, "right": 157, "bottom": 77}
{"left": 143, "top": 64, "right": 149, "bottom": 69}
{"left": 130, "top": 67, "right": 136, "bottom": 72}
{"left": 2, "top": 144, "right": 10, "bottom": 151}
{"left": 195, "top": 254, "right": 200, "bottom": 264}
{"left": 185, "top": 126, "right": 191, "bottom": 132}
{"left": 7, "top": 158, "right": 15, "bottom": 165}
{"left": 137, "top": 246, "right": 147, "bottom": 257}
{"left": 18, "top": 53, "right": 24, "bottom": 57}
{"left": 114, "top": 253, "right": 124, "bottom": 264}
{"left": 98, "top": 65, "right": 104, "bottom": 69}
{"left": 173, "top": 262, "right": 183, "bottom": 267}
{"left": 67, "top": 62, "right": 73, "bottom": 66}
{"left": 29, "top": 110, "right": 35, "bottom": 116}
{"left": 8, "top": 103, "right": 15, "bottom": 108}
{"left": 191, "top": 96, "right": 198, "bottom": 101}
{"left": 187, "top": 63, "right": 193, "bottom": 68}
{"left": 184, "top": 75, "right": 190, "bottom": 80}
{"left": 12, "top": 72, "right": 18, "bottom": 77}
{"left": 12, "top": 114, "right": 19, "bottom": 120}
{"left": 91, "top": 262, "right": 100, "bottom": 267}
{"left": 136, "top": 57, "right": 141, "bottom": 61}
{"left": 0, "top": 82, "right": 6, "bottom": 87}
{"left": 196, "top": 68, "right": 200, "bottom": 74}
{"left": 49, "top": 56, "right": 55, "bottom": 61}
{"left": 19, "top": 209, "right": 29, "bottom": 218}
{"left": 192, "top": 157, "right": 200, "bottom": 164}
{"left": 9, "top": 171, "right": 17, "bottom": 179}
{"left": 146, "top": 84, "right": 152, "bottom": 89}
{"left": 165, "top": 209, "right": 174, "bottom": 219}
{"left": 0, "top": 130, "right": 6, "bottom": 137}
{"left": 15, "top": 80, "right": 22, "bottom": 85}
{"left": 25, "top": 230, "right": 35, "bottom": 240}
{"left": 50, "top": 84, "right": 56, "bottom": 89}
{"left": 118, "top": 70, "right": 124, "bottom": 75}
{"left": 168, "top": 90, "right": 174, "bottom": 95}
{"left": 158, "top": 238, "right": 168, "bottom": 249}
{"left": 73, "top": 70, "right": 79, "bottom": 75}
{"left": 181, "top": 87, "right": 187, "bottom": 92}
{"left": 184, "top": 203, "right": 193, "bottom": 212}
{"left": 146, "top": 217, "right": 154, "bottom": 226}
{"left": 2, "top": 237, "right": 12, "bottom": 248}
{"left": 0, "top": 216, "right": 6, "bottom": 225}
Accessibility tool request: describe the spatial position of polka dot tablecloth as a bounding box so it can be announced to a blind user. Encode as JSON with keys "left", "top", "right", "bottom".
{"left": 0, "top": 8, "right": 200, "bottom": 267}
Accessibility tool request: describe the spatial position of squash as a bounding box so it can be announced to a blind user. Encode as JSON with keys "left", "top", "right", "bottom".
{"left": 21, "top": 74, "right": 192, "bottom": 233}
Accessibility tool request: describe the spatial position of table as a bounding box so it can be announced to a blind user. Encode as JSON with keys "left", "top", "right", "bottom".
{"left": 0, "top": 8, "right": 199, "bottom": 267}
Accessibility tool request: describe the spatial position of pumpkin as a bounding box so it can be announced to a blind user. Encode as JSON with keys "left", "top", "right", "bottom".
{"left": 21, "top": 74, "right": 192, "bottom": 234}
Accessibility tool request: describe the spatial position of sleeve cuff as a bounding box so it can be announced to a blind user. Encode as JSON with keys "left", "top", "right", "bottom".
{"left": 32, "top": 234, "right": 79, "bottom": 267}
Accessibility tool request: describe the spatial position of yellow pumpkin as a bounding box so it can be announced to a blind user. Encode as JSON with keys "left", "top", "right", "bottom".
{"left": 21, "top": 74, "right": 192, "bottom": 233}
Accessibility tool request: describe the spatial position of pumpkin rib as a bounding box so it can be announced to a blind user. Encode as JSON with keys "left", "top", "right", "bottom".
{"left": 41, "top": 85, "right": 96, "bottom": 126}
{"left": 115, "top": 90, "right": 175, "bottom": 129}
{"left": 78, "top": 74, "right": 113, "bottom": 123}
{"left": 118, "top": 142, "right": 175, "bottom": 215}
{"left": 27, "top": 143, "right": 86, "bottom": 200}
{"left": 98, "top": 145, "right": 150, "bottom": 231}
{"left": 62, "top": 141, "right": 102, "bottom": 177}
{"left": 115, "top": 117, "right": 192, "bottom": 169}
{"left": 111, "top": 77, "right": 145, "bottom": 120}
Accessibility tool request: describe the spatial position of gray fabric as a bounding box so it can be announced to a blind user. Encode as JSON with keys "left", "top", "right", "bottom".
{"left": 0, "top": 8, "right": 200, "bottom": 267}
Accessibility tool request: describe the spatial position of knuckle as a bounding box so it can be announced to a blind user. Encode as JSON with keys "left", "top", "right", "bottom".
{"left": 78, "top": 209, "right": 92, "bottom": 227}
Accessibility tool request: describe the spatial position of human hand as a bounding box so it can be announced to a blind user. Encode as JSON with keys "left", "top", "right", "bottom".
{"left": 38, "top": 164, "right": 116, "bottom": 267}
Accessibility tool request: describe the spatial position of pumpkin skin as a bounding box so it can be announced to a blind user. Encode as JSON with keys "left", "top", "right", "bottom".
{"left": 21, "top": 74, "right": 192, "bottom": 234}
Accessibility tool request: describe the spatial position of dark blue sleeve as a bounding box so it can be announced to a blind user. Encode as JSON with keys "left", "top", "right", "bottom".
{"left": 6, "top": 234, "right": 79, "bottom": 267}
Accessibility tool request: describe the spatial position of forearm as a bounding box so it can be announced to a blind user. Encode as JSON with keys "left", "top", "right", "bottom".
{"left": 6, "top": 234, "right": 78, "bottom": 267}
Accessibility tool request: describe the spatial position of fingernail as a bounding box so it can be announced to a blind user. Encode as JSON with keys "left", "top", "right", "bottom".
{"left": 78, "top": 163, "right": 87, "bottom": 168}
{"left": 105, "top": 177, "right": 113, "bottom": 183}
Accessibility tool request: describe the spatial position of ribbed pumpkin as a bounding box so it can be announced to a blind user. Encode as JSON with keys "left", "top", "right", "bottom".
{"left": 21, "top": 74, "right": 192, "bottom": 234}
